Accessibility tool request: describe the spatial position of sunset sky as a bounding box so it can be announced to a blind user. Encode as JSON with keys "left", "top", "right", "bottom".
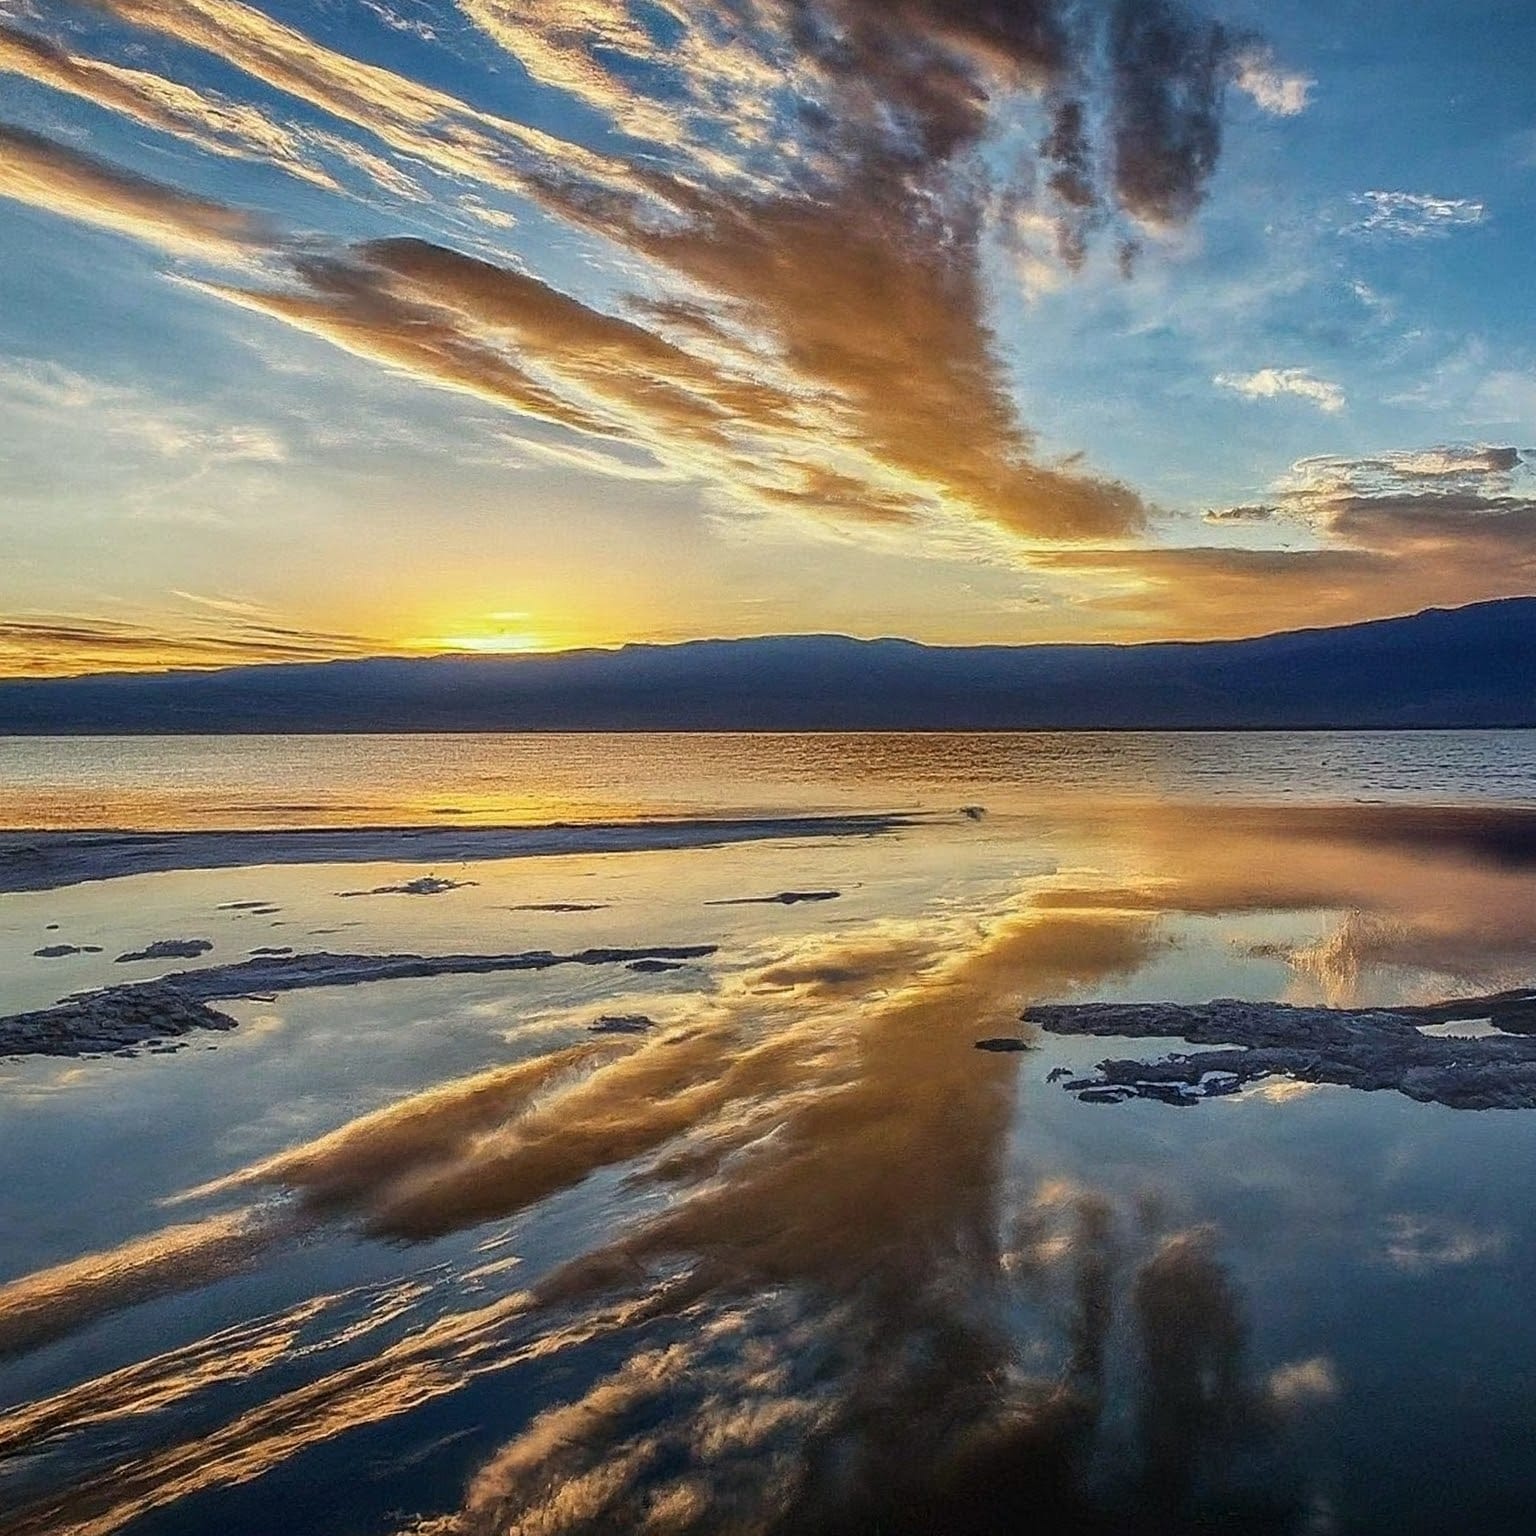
{"left": 2, "top": 0, "right": 1534, "bottom": 674}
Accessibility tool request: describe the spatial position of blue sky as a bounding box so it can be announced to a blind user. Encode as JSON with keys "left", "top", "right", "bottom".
{"left": 2, "top": 0, "right": 1534, "bottom": 671}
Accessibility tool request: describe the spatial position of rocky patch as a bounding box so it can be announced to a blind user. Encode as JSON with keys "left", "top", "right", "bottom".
{"left": 1030, "top": 989, "right": 1536, "bottom": 1111}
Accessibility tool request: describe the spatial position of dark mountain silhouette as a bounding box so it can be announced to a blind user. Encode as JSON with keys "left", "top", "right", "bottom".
{"left": 3, "top": 599, "right": 1534, "bottom": 733}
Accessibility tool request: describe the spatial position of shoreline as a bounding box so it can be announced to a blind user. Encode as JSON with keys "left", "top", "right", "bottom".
{"left": 0, "top": 813, "right": 913, "bottom": 893}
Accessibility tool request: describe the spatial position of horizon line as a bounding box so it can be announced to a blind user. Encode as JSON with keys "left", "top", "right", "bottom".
{"left": 6, "top": 595, "right": 1532, "bottom": 685}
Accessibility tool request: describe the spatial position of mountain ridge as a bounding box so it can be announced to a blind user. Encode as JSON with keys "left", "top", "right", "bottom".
{"left": 3, "top": 598, "right": 1534, "bottom": 733}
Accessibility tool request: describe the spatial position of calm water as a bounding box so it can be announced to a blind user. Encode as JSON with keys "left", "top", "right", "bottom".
{"left": 2, "top": 734, "right": 1536, "bottom": 1534}
{"left": 3, "top": 729, "right": 1536, "bottom": 828}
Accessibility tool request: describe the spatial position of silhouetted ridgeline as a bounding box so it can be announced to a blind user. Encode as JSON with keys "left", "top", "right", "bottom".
{"left": 4, "top": 599, "right": 1535, "bottom": 733}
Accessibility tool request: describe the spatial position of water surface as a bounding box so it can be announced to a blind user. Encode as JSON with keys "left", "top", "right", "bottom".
{"left": 2, "top": 733, "right": 1535, "bottom": 1534}
{"left": 5, "top": 728, "right": 1536, "bottom": 828}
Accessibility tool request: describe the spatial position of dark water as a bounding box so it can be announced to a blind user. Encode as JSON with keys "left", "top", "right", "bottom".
{"left": 2, "top": 733, "right": 1536, "bottom": 1534}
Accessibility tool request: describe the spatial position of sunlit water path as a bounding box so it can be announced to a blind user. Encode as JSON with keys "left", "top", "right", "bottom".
{"left": 4, "top": 728, "right": 1536, "bottom": 829}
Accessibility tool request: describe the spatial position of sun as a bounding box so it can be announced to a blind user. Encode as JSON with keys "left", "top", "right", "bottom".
{"left": 404, "top": 611, "right": 557, "bottom": 655}
{"left": 431, "top": 631, "right": 551, "bottom": 655}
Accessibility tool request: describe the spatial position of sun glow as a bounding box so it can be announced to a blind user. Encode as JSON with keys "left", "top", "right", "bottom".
{"left": 430, "top": 632, "right": 552, "bottom": 654}
{"left": 401, "top": 608, "right": 563, "bottom": 655}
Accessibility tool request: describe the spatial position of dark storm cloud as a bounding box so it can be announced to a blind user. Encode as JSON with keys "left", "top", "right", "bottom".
{"left": 762, "top": 0, "right": 1073, "bottom": 165}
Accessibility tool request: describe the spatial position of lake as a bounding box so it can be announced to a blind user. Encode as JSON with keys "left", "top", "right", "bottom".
{"left": 2, "top": 732, "right": 1535, "bottom": 1534}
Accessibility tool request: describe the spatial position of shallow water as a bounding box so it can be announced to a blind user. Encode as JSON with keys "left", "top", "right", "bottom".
{"left": 2, "top": 734, "right": 1536, "bottom": 1534}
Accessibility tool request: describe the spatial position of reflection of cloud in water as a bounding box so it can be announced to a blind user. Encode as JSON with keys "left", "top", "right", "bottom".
{"left": 1035, "top": 802, "right": 1536, "bottom": 1005}
{"left": 1285, "top": 910, "right": 1413, "bottom": 1006}
{"left": 14, "top": 801, "right": 1536, "bottom": 1531}
{"left": 406, "top": 1217, "right": 1317, "bottom": 1535}
{"left": 0, "top": 1211, "right": 281, "bottom": 1360}
{"left": 0, "top": 905, "right": 1314, "bottom": 1533}
{"left": 1379, "top": 1213, "right": 1508, "bottom": 1272}
{"left": 1266, "top": 1356, "right": 1340, "bottom": 1415}
{"left": 185, "top": 1041, "right": 623, "bottom": 1212}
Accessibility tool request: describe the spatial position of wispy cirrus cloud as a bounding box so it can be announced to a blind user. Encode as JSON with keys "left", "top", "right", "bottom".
{"left": 1345, "top": 189, "right": 1487, "bottom": 239}
{"left": 0, "top": 612, "right": 389, "bottom": 675}
{"left": 170, "top": 589, "right": 275, "bottom": 618}
{"left": 0, "top": 21, "right": 343, "bottom": 189}
{"left": 0, "top": 358, "right": 287, "bottom": 467}
{"left": 67, "top": 0, "right": 648, "bottom": 209}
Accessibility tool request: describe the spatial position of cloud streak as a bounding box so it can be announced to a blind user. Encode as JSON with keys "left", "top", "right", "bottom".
{"left": 0, "top": 21, "right": 341, "bottom": 189}
{"left": 1039, "top": 442, "right": 1536, "bottom": 636}
{"left": 21, "top": 0, "right": 1274, "bottom": 554}
{"left": 0, "top": 613, "right": 390, "bottom": 675}
{"left": 0, "top": 122, "right": 270, "bottom": 254}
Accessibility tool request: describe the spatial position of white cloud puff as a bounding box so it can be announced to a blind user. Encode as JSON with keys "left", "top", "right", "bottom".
{"left": 1214, "top": 366, "right": 1345, "bottom": 413}
{"left": 1233, "top": 49, "right": 1313, "bottom": 116}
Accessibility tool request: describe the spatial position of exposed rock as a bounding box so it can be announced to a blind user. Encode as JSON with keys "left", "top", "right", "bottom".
{"left": 627, "top": 959, "right": 687, "bottom": 973}
{"left": 588, "top": 1014, "right": 655, "bottom": 1035}
{"left": 115, "top": 938, "right": 214, "bottom": 964}
{"left": 974, "top": 1037, "right": 1034, "bottom": 1052}
{"left": 33, "top": 944, "right": 103, "bottom": 959}
{"left": 705, "top": 890, "right": 842, "bottom": 906}
{"left": 0, "top": 984, "right": 240, "bottom": 1059}
{"left": 1029, "top": 989, "right": 1536, "bottom": 1111}
{"left": 337, "top": 875, "right": 476, "bottom": 898}
{"left": 1, "top": 943, "right": 717, "bottom": 1060}
{"left": 508, "top": 902, "right": 610, "bottom": 912}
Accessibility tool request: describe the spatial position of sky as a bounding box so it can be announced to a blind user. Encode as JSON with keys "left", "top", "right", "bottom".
{"left": 1, "top": 0, "right": 1535, "bottom": 674}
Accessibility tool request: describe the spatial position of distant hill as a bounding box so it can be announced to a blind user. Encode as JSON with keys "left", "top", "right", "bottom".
{"left": 3, "top": 599, "right": 1535, "bottom": 733}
